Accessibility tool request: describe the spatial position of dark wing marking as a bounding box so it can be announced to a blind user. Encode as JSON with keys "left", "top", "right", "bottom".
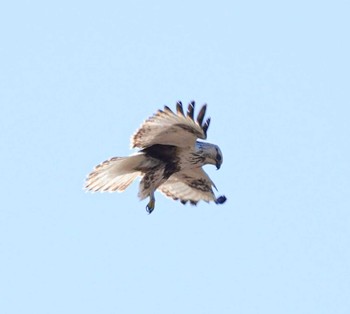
{"left": 140, "top": 144, "right": 180, "bottom": 178}
{"left": 176, "top": 101, "right": 184, "bottom": 116}
{"left": 196, "top": 104, "right": 206, "bottom": 125}
{"left": 187, "top": 101, "right": 194, "bottom": 120}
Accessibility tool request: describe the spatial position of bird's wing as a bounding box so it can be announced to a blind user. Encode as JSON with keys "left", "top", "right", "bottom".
{"left": 131, "top": 101, "right": 211, "bottom": 149}
{"left": 158, "top": 167, "right": 218, "bottom": 205}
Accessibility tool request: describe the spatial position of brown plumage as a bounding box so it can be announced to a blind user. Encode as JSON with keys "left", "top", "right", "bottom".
{"left": 85, "top": 101, "right": 226, "bottom": 213}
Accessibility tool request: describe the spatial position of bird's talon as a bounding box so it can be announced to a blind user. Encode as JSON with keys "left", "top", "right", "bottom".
{"left": 215, "top": 195, "right": 227, "bottom": 204}
{"left": 146, "top": 199, "right": 155, "bottom": 214}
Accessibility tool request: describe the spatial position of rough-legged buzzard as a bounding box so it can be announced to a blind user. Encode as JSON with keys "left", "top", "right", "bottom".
{"left": 85, "top": 101, "right": 226, "bottom": 213}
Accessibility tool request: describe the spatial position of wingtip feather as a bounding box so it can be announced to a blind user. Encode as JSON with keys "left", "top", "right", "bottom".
{"left": 196, "top": 104, "right": 207, "bottom": 126}
{"left": 202, "top": 117, "right": 211, "bottom": 135}
{"left": 187, "top": 101, "right": 195, "bottom": 120}
{"left": 164, "top": 105, "right": 173, "bottom": 113}
{"left": 176, "top": 101, "right": 184, "bottom": 116}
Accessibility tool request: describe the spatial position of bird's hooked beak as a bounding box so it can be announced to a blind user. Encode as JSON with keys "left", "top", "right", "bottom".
{"left": 213, "top": 146, "right": 223, "bottom": 170}
{"left": 215, "top": 152, "right": 223, "bottom": 170}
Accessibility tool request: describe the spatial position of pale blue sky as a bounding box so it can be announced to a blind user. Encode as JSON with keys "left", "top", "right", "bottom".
{"left": 1, "top": 1, "right": 349, "bottom": 313}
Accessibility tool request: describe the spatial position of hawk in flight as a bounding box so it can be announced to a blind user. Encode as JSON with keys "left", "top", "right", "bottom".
{"left": 85, "top": 101, "right": 226, "bottom": 213}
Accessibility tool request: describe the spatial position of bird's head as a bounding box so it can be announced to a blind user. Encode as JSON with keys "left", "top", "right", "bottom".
{"left": 196, "top": 142, "right": 223, "bottom": 169}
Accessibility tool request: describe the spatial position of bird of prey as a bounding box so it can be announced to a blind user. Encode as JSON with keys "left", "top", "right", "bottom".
{"left": 85, "top": 101, "right": 226, "bottom": 213}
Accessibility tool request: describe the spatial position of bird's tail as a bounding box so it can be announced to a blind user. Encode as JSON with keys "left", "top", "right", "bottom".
{"left": 85, "top": 154, "right": 144, "bottom": 192}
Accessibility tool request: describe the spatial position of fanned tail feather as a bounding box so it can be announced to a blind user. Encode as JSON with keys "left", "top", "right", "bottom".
{"left": 85, "top": 154, "right": 143, "bottom": 192}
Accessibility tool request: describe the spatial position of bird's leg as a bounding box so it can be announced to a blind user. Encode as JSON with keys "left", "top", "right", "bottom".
{"left": 146, "top": 191, "right": 156, "bottom": 214}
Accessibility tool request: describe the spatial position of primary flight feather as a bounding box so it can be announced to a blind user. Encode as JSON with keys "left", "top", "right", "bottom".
{"left": 85, "top": 101, "right": 226, "bottom": 213}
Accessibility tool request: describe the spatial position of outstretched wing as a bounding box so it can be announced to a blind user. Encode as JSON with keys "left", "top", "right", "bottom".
{"left": 158, "top": 168, "right": 218, "bottom": 205}
{"left": 132, "top": 101, "right": 211, "bottom": 149}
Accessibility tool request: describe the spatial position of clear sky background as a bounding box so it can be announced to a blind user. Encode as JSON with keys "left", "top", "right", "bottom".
{"left": 1, "top": 1, "right": 349, "bottom": 313}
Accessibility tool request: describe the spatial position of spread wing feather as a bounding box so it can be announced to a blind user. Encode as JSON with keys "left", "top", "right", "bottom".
{"left": 132, "top": 101, "right": 210, "bottom": 149}
{"left": 158, "top": 168, "right": 217, "bottom": 205}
